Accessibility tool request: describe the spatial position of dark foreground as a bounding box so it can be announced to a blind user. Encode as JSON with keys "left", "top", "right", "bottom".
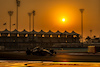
{"left": 0, "top": 51, "right": 100, "bottom": 62}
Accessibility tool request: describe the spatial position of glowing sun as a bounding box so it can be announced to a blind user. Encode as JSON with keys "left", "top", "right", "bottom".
{"left": 62, "top": 18, "right": 65, "bottom": 22}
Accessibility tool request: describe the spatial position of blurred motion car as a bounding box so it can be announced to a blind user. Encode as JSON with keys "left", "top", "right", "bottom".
{"left": 26, "top": 47, "right": 56, "bottom": 56}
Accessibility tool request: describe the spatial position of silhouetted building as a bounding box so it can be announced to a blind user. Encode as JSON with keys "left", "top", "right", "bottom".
{"left": 0, "top": 29, "right": 81, "bottom": 50}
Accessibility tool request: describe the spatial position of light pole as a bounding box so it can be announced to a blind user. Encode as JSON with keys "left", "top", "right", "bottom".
{"left": 32, "top": 10, "right": 35, "bottom": 47}
{"left": 28, "top": 13, "right": 32, "bottom": 31}
{"left": 80, "top": 9, "right": 84, "bottom": 43}
{"left": 8, "top": 11, "right": 13, "bottom": 31}
{"left": 90, "top": 30, "right": 92, "bottom": 38}
{"left": 16, "top": 0, "right": 20, "bottom": 30}
{"left": 32, "top": 10, "right": 35, "bottom": 30}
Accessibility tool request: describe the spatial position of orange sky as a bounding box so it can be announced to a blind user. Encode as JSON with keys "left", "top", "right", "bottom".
{"left": 0, "top": 0, "right": 100, "bottom": 39}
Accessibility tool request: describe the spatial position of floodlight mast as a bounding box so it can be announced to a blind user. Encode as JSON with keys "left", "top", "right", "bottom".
{"left": 16, "top": 0, "right": 20, "bottom": 30}
{"left": 28, "top": 13, "right": 32, "bottom": 31}
{"left": 32, "top": 10, "right": 35, "bottom": 47}
{"left": 8, "top": 11, "right": 13, "bottom": 31}
{"left": 32, "top": 10, "right": 35, "bottom": 30}
{"left": 90, "top": 30, "right": 92, "bottom": 38}
{"left": 80, "top": 9, "right": 84, "bottom": 43}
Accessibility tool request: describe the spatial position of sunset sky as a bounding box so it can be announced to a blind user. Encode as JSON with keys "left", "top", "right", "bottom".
{"left": 0, "top": 0, "right": 100, "bottom": 39}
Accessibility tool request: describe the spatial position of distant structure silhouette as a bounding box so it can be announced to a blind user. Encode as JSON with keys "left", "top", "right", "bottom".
{"left": 28, "top": 13, "right": 32, "bottom": 31}
{"left": 32, "top": 10, "right": 35, "bottom": 30}
{"left": 8, "top": 11, "right": 13, "bottom": 31}
{"left": 80, "top": 9, "right": 84, "bottom": 43}
{"left": 16, "top": 0, "right": 20, "bottom": 30}
{"left": 0, "top": 29, "right": 80, "bottom": 50}
{"left": 90, "top": 30, "right": 92, "bottom": 38}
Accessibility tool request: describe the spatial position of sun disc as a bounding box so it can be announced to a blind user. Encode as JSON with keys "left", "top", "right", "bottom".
{"left": 62, "top": 18, "right": 65, "bottom": 22}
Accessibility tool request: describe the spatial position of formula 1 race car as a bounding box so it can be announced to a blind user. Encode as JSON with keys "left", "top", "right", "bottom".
{"left": 26, "top": 47, "right": 56, "bottom": 56}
